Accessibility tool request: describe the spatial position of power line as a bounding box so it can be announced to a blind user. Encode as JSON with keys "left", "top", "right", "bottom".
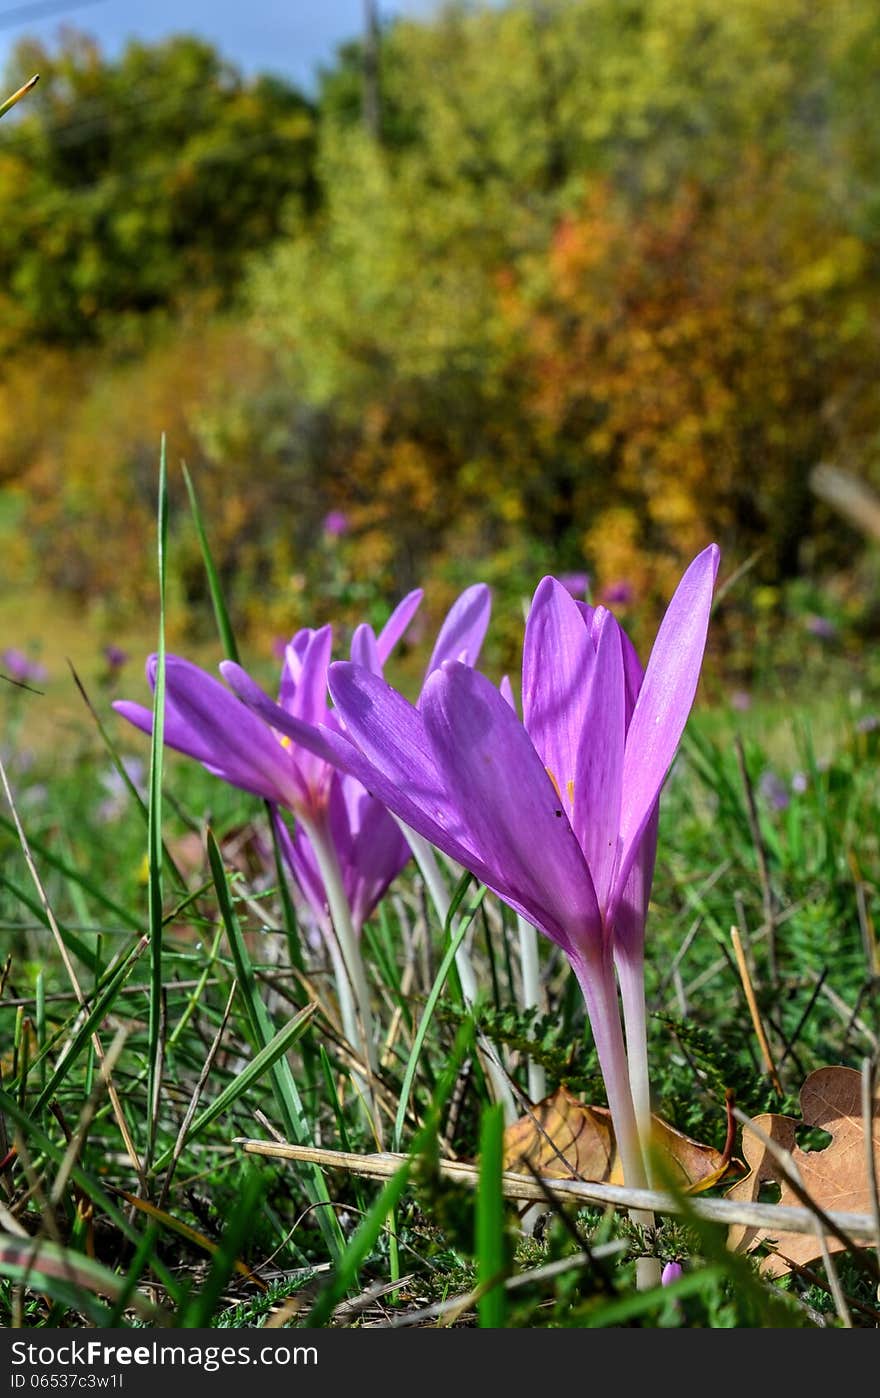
{"left": 0, "top": 0, "right": 106, "bottom": 31}
{"left": 0, "top": 48, "right": 309, "bottom": 155}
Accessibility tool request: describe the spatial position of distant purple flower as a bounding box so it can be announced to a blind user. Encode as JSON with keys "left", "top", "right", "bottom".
{"left": 103, "top": 645, "right": 129, "bottom": 671}
{"left": 2, "top": 648, "right": 47, "bottom": 685}
{"left": 729, "top": 689, "right": 752, "bottom": 713}
{"left": 661, "top": 1261, "right": 683, "bottom": 1285}
{"left": 97, "top": 757, "right": 146, "bottom": 823}
{"left": 791, "top": 770, "right": 808, "bottom": 795}
{"left": 558, "top": 572, "right": 590, "bottom": 600}
{"left": 759, "top": 770, "right": 790, "bottom": 812}
{"left": 856, "top": 714, "right": 879, "bottom": 735}
{"left": 240, "top": 547, "right": 720, "bottom": 1189}
{"left": 322, "top": 509, "right": 349, "bottom": 538}
{"left": 602, "top": 580, "right": 634, "bottom": 607}
{"left": 805, "top": 614, "right": 837, "bottom": 640}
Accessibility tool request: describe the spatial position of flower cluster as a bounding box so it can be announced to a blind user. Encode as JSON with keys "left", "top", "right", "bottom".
{"left": 117, "top": 546, "right": 719, "bottom": 1189}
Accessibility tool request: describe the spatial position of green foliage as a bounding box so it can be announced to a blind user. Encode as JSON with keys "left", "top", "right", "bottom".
{"left": 4, "top": 2, "right": 880, "bottom": 647}
{"left": 243, "top": 0, "right": 880, "bottom": 636}
{"left": 0, "top": 31, "right": 316, "bottom": 346}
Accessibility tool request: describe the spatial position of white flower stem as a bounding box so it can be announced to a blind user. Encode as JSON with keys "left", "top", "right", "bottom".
{"left": 399, "top": 822, "right": 518, "bottom": 1123}
{"left": 573, "top": 948, "right": 660, "bottom": 1289}
{"left": 516, "top": 914, "right": 547, "bottom": 1103}
{"left": 615, "top": 946, "right": 662, "bottom": 1289}
{"left": 302, "top": 814, "right": 377, "bottom": 1083}
{"left": 321, "top": 914, "right": 361, "bottom": 1054}
{"left": 615, "top": 946, "right": 653, "bottom": 1175}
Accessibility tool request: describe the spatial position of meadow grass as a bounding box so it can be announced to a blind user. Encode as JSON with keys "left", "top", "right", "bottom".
{"left": 1, "top": 659, "right": 878, "bottom": 1328}
{"left": 2, "top": 481, "right": 879, "bottom": 1329}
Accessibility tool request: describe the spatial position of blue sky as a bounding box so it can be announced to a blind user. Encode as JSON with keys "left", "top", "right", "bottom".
{"left": 0, "top": 0, "right": 442, "bottom": 91}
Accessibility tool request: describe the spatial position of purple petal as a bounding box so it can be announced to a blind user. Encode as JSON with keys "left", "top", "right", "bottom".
{"left": 112, "top": 700, "right": 155, "bottom": 742}
{"left": 500, "top": 674, "right": 517, "bottom": 713}
{"left": 284, "top": 628, "right": 311, "bottom": 676}
{"left": 350, "top": 623, "right": 381, "bottom": 674}
{"left": 584, "top": 605, "right": 644, "bottom": 727}
{"left": 572, "top": 612, "right": 625, "bottom": 916}
{"left": 615, "top": 545, "right": 719, "bottom": 901}
{"left": 326, "top": 662, "right": 474, "bottom": 858}
{"left": 376, "top": 588, "right": 423, "bottom": 664}
{"left": 226, "top": 655, "right": 471, "bottom": 875}
{"left": 223, "top": 659, "right": 347, "bottom": 774}
{"left": 273, "top": 807, "right": 329, "bottom": 930}
{"left": 619, "top": 621, "right": 645, "bottom": 728}
{"left": 343, "top": 783, "right": 411, "bottom": 931}
{"left": 328, "top": 662, "right": 556, "bottom": 930}
{"left": 425, "top": 583, "right": 491, "bottom": 677}
{"left": 522, "top": 577, "right": 596, "bottom": 823}
{"left": 279, "top": 629, "right": 310, "bottom": 711}
{"left": 291, "top": 625, "right": 332, "bottom": 727}
{"left": 422, "top": 661, "right": 601, "bottom": 955}
{"left": 612, "top": 803, "right": 658, "bottom": 957}
{"left": 118, "top": 657, "right": 302, "bottom": 807}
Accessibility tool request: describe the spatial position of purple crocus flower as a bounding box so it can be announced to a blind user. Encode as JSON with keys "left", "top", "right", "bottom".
{"left": 103, "top": 644, "right": 129, "bottom": 671}
{"left": 2, "top": 648, "right": 47, "bottom": 685}
{"left": 115, "top": 584, "right": 493, "bottom": 1066}
{"left": 758, "top": 769, "right": 790, "bottom": 812}
{"left": 558, "top": 572, "right": 591, "bottom": 600}
{"left": 113, "top": 594, "right": 425, "bottom": 873}
{"left": 114, "top": 593, "right": 425, "bottom": 1069}
{"left": 323, "top": 509, "right": 349, "bottom": 538}
{"left": 229, "top": 548, "right": 719, "bottom": 1188}
{"left": 661, "top": 1261, "right": 683, "bottom": 1285}
{"left": 805, "top": 614, "right": 836, "bottom": 640}
{"left": 212, "top": 581, "right": 494, "bottom": 934}
{"left": 602, "top": 579, "right": 634, "bottom": 607}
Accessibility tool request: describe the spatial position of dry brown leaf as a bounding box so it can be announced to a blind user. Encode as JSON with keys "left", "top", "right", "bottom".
{"left": 502, "top": 1085, "right": 614, "bottom": 1181}
{"left": 502, "top": 1086, "right": 728, "bottom": 1189}
{"left": 727, "top": 1065, "right": 880, "bottom": 1275}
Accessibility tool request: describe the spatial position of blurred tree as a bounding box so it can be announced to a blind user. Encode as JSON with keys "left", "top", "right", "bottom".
{"left": 4, "top": 1, "right": 880, "bottom": 650}
{"left": 0, "top": 30, "right": 316, "bottom": 345}
{"left": 249, "top": 0, "right": 880, "bottom": 615}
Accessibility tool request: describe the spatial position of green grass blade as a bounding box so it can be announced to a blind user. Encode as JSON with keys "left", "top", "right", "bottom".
{"left": 0, "top": 1088, "right": 181, "bottom": 1303}
{"left": 66, "top": 662, "right": 190, "bottom": 894}
{"left": 152, "top": 1001, "right": 318, "bottom": 1170}
{"left": 306, "top": 1156, "right": 413, "bottom": 1327}
{"left": 268, "top": 810, "right": 306, "bottom": 974}
{"left": 206, "top": 828, "right": 344, "bottom": 1259}
{"left": 393, "top": 876, "right": 487, "bottom": 1151}
{"left": 0, "top": 872, "right": 103, "bottom": 973}
{"left": 308, "top": 1018, "right": 475, "bottom": 1325}
{"left": 583, "top": 1264, "right": 726, "bottom": 1327}
{"left": 145, "top": 436, "right": 169, "bottom": 1165}
{"left": 103, "top": 1222, "right": 163, "bottom": 1327}
{"left": 29, "top": 937, "right": 149, "bottom": 1116}
{"left": 0, "top": 1235, "right": 166, "bottom": 1326}
{"left": 181, "top": 461, "right": 240, "bottom": 664}
{"left": 0, "top": 73, "right": 38, "bottom": 119}
{"left": 0, "top": 812, "right": 142, "bottom": 931}
{"left": 476, "top": 1101, "right": 507, "bottom": 1328}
